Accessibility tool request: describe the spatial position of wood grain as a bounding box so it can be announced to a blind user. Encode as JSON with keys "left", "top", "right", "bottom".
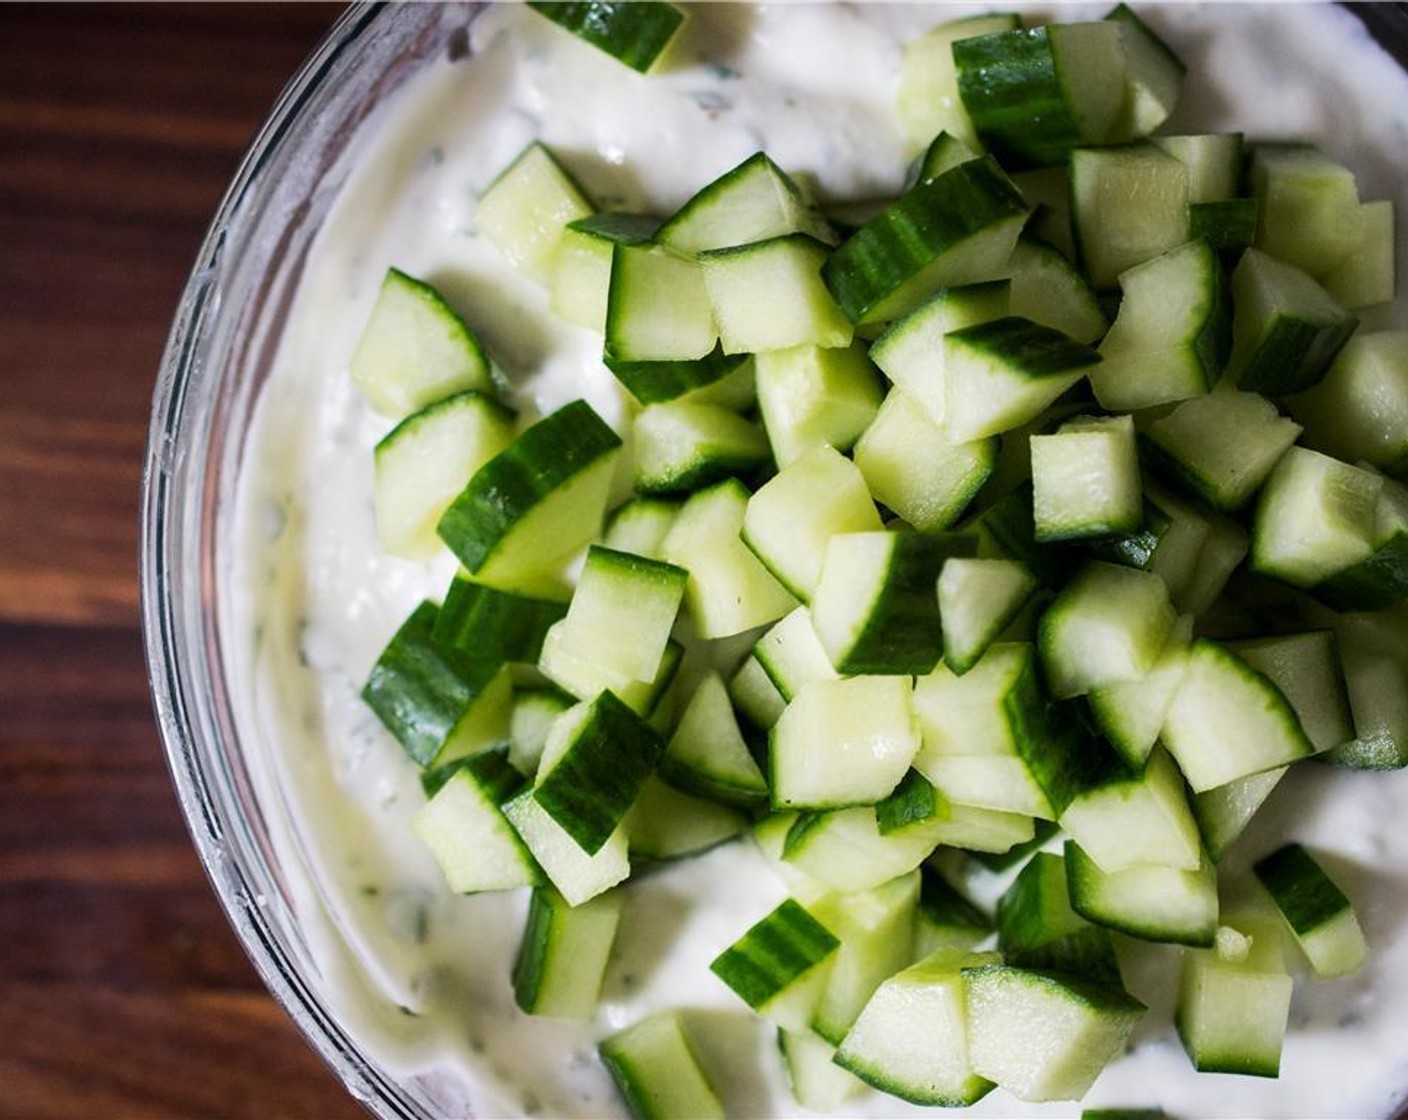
{"left": 0, "top": 5, "right": 362, "bottom": 1117}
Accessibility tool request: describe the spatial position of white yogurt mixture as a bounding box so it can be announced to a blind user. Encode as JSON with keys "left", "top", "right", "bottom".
{"left": 229, "top": 4, "right": 1408, "bottom": 1117}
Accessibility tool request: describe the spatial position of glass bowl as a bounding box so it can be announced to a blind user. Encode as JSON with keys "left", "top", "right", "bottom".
{"left": 141, "top": 4, "right": 1408, "bottom": 1120}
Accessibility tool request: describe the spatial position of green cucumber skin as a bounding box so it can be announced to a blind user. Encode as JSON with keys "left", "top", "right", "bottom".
{"left": 1253, "top": 843, "right": 1352, "bottom": 936}
{"left": 437, "top": 400, "right": 622, "bottom": 572}
{"left": 420, "top": 745, "right": 524, "bottom": 800}
{"left": 1191, "top": 199, "right": 1259, "bottom": 257}
{"left": 606, "top": 345, "right": 749, "bottom": 405}
{"left": 533, "top": 690, "right": 666, "bottom": 855}
{"left": 569, "top": 211, "right": 661, "bottom": 243}
{"left": 1087, "top": 499, "right": 1172, "bottom": 571}
{"left": 947, "top": 316, "right": 1103, "bottom": 380}
{"left": 710, "top": 899, "right": 839, "bottom": 1009}
{"left": 1237, "top": 314, "right": 1360, "bottom": 396}
{"left": 361, "top": 601, "right": 503, "bottom": 767}
{"left": 919, "top": 868, "right": 994, "bottom": 936}
{"left": 876, "top": 769, "right": 941, "bottom": 834}
{"left": 837, "top": 533, "right": 978, "bottom": 675}
{"left": 997, "top": 851, "right": 1121, "bottom": 983}
{"left": 822, "top": 157, "right": 1029, "bottom": 324}
{"left": 527, "top": 2, "right": 685, "bottom": 73}
{"left": 1312, "top": 532, "right": 1408, "bottom": 612}
{"left": 511, "top": 887, "right": 561, "bottom": 1011}
{"left": 953, "top": 28, "right": 1086, "bottom": 168}
{"left": 433, "top": 578, "right": 568, "bottom": 665}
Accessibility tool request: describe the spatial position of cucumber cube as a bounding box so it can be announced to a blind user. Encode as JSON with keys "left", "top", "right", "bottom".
{"left": 997, "top": 852, "right": 1119, "bottom": 982}
{"left": 835, "top": 949, "right": 1000, "bottom": 1107}
{"left": 1066, "top": 840, "right": 1218, "bottom": 948}
{"left": 1289, "top": 330, "right": 1408, "bottom": 476}
{"left": 964, "top": 964, "right": 1146, "bottom": 1101}
{"left": 625, "top": 775, "right": 748, "bottom": 862}
{"left": 662, "top": 670, "right": 768, "bottom": 808}
{"left": 434, "top": 577, "right": 567, "bottom": 667}
{"left": 1059, "top": 747, "right": 1202, "bottom": 874}
{"left": 896, "top": 13, "right": 1021, "bottom": 152}
{"left": 1177, "top": 914, "right": 1292, "bottom": 1077}
{"left": 1228, "top": 630, "right": 1354, "bottom": 753}
{"left": 752, "top": 608, "right": 839, "bottom": 703}
{"left": 778, "top": 1030, "right": 866, "bottom": 1113}
{"left": 782, "top": 806, "right": 949, "bottom": 894}
{"left": 551, "top": 211, "right": 658, "bottom": 332}
{"left": 632, "top": 401, "right": 769, "bottom": 495}
{"left": 1071, "top": 143, "right": 1190, "bottom": 291}
{"left": 701, "top": 234, "right": 853, "bottom": 354}
{"left": 476, "top": 142, "right": 594, "bottom": 282}
{"left": 710, "top": 899, "right": 840, "bottom": 1031}
{"left": 1107, "top": 5, "right": 1185, "bottom": 140}
{"left": 1031, "top": 414, "right": 1142, "bottom": 542}
{"left": 606, "top": 243, "right": 717, "bottom": 362}
{"left": 1249, "top": 145, "right": 1364, "bottom": 279}
{"left": 742, "top": 445, "right": 881, "bottom": 601}
{"left": 938, "top": 558, "right": 1039, "bottom": 675}
{"left": 754, "top": 343, "right": 884, "bottom": 468}
{"left": 600, "top": 1011, "right": 725, "bottom": 1120}
{"left": 1191, "top": 767, "right": 1287, "bottom": 863}
{"left": 916, "top": 872, "right": 994, "bottom": 956}
{"left": 770, "top": 675, "right": 920, "bottom": 809}
{"left": 502, "top": 788, "right": 630, "bottom": 906}
{"left": 1253, "top": 843, "right": 1368, "bottom": 978}
{"left": 513, "top": 885, "right": 621, "bottom": 1019}
{"left": 1322, "top": 199, "right": 1395, "bottom": 309}
{"left": 1087, "top": 614, "right": 1193, "bottom": 769}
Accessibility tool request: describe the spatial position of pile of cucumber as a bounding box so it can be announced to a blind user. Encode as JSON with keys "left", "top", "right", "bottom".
{"left": 351, "top": 3, "right": 1404, "bottom": 1116}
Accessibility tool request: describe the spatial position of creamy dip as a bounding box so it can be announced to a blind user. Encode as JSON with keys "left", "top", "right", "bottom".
{"left": 229, "top": 4, "right": 1408, "bottom": 1117}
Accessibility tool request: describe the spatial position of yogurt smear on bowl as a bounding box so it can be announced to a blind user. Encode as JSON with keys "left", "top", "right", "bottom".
{"left": 229, "top": 4, "right": 1408, "bottom": 1117}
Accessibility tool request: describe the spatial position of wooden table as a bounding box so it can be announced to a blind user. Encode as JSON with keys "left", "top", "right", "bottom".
{"left": 0, "top": 6, "right": 364, "bottom": 1116}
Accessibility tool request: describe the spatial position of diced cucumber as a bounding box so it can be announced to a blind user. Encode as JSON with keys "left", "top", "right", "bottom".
{"left": 869, "top": 280, "right": 1012, "bottom": 426}
{"left": 1288, "top": 330, "right": 1408, "bottom": 476}
{"left": 896, "top": 13, "right": 1022, "bottom": 152}
{"left": 1161, "top": 640, "right": 1315, "bottom": 793}
{"left": 503, "top": 788, "right": 630, "bottom": 905}
{"left": 1322, "top": 199, "right": 1395, "bottom": 309}
{"left": 741, "top": 445, "right": 881, "bottom": 600}
{"left": 527, "top": 2, "right": 685, "bottom": 74}
{"left": 350, "top": 268, "right": 494, "bottom": 417}
{"left": 809, "top": 872, "right": 920, "bottom": 1044}
{"left": 657, "top": 151, "right": 835, "bottom": 254}
{"left": 1141, "top": 381, "right": 1302, "bottom": 512}
{"left": 997, "top": 851, "right": 1120, "bottom": 982}
{"left": 1254, "top": 842, "right": 1368, "bottom": 978}
{"left": 876, "top": 769, "right": 945, "bottom": 835}
{"left": 1005, "top": 237, "right": 1107, "bottom": 346}
{"left": 954, "top": 23, "right": 1128, "bottom": 167}
{"left": 1106, "top": 5, "right": 1185, "bottom": 140}
{"left": 1178, "top": 511, "right": 1249, "bottom": 618}
{"left": 1071, "top": 143, "right": 1190, "bottom": 291}
{"left": 754, "top": 343, "right": 883, "bottom": 468}
{"left": 600, "top": 1011, "right": 725, "bottom": 1120}
{"left": 1192, "top": 767, "right": 1286, "bottom": 863}
{"left": 1012, "top": 166, "right": 1076, "bottom": 260}
{"left": 962, "top": 483, "right": 1066, "bottom": 586}
{"left": 1226, "top": 248, "right": 1359, "bottom": 395}
{"left": 782, "top": 806, "right": 950, "bottom": 893}
{"left": 1322, "top": 616, "right": 1408, "bottom": 770}
{"left": 509, "top": 688, "right": 572, "bottom": 778}
{"left": 1251, "top": 447, "right": 1382, "bottom": 587}
{"left": 476, "top": 143, "right": 594, "bottom": 282}
{"left": 916, "top": 130, "right": 980, "bottom": 183}
{"left": 880, "top": 772, "right": 1037, "bottom": 853}
{"left": 812, "top": 531, "right": 975, "bottom": 676}
{"left": 606, "top": 346, "right": 750, "bottom": 408}
{"left": 853, "top": 389, "right": 998, "bottom": 532}
{"left": 1059, "top": 747, "right": 1202, "bottom": 874}
{"left": 606, "top": 243, "right": 717, "bottom": 362}
{"left": 963, "top": 964, "right": 1146, "bottom": 1102}
{"left": 1038, "top": 562, "right": 1177, "bottom": 699}
{"left": 602, "top": 497, "right": 679, "bottom": 560}
{"left": 1094, "top": 486, "right": 1211, "bottom": 613}
{"left": 512, "top": 885, "right": 622, "bottom": 1018}
{"left": 729, "top": 655, "right": 788, "bottom": 732}
{"left": 438, "top": 400, "right": 621, "bottom": 584}
{"left": 1250, "top": 144, "right": 1365, "bottom": 279}
{"left": 632, "top": 401, "right": 769, "bottom": 495}
{"left": 552, "top": 211, "right": 659, "bottom": 332}
{"left": 661, "top": 479, "right": 797, "bottom": 639}
{"left": 1151, "top": 133, "right": 1242, "bottom": 204}
{"left": 1090, "top": 238, "right": 1229, "bottom": 411}
{"left": 1228, "top": 631, "right": 1353, "bottom": 753}
{"left": 912, "top": 644, "right": 1057, "bottom": 819}
{"left": 626, "top": 776, "right": 749, "bottom": 861}
{"left": 662, "top": 670, "right": 768, "bottom": 807}
{"left": 362, "top": 601, "right": 513, "bottom": 768}
{"left": 538, "top": 545, "right": 685, "bottom": 700}
{"left": 1031, "top": 414, "right": 1142, "bottom": 543}
{"left": 916, "top": 869, "right": 994, "bottom": 955}
{"left": 778, "top": 1030, "right": 866, "bottom": 1113}
{"left": 700, "top": 234, "right": 853, "bottom": 354}
{"left": 710, "top": 899, "right": 840, "bottom": 1031}
{"left": 1066, "top": 839, "right": 1217, "bottom": 947}
{"left": 753, "top": 813, "right": 829, "bottom": 903}
{"left": 753, "top": 607, "right": 839, "bottom": 702}
{"left": 533, "top": 690, "right": 665, "bottom": 855}
{"left": 433, "top": 576, "right": 567, "bottom": 666}
{"left": 938, "top": 558, "right": 1039, "bottom": 675}
{"left": 835, "top": 948, "right": 1000, "bottom": 1107}
{"left": 770, "top": 676, "right": 920, "bottom": 809}
{"left": 1177, "top": 913, "right": 1292, "bottom": 1077}
{"left": 1087, "top": 616, "right": 1192, "bottom": 768}
{"left": 822, "top": 157, "right": 1030, "bottom": 327}
{"left": 943, "top": 317, "right": 1101, "bottom": 443}
{"left": 412, "top": 751, "right": 542, "bottom": 893}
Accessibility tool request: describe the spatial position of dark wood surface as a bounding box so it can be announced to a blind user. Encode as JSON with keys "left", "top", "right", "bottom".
{"left": 0, "top": 5, "right": 364, "bottom": 1117}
